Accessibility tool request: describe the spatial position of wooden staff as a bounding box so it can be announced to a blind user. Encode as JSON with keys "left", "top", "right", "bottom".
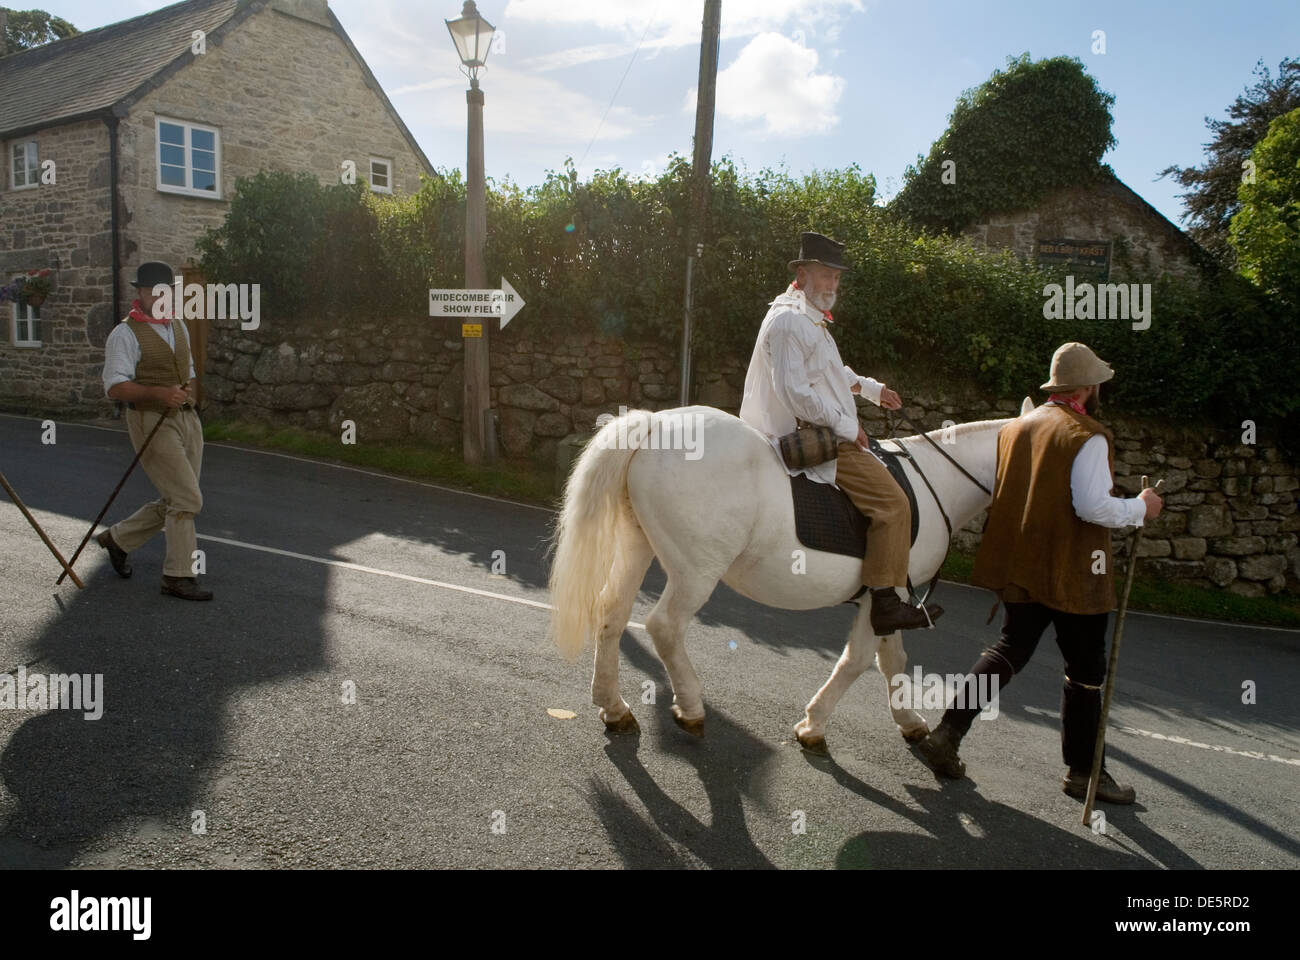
{"left": 55, "top": 405, "right": 172, "bottom": 586}
{"left": 1082, "top": 475, "right": 1164, "bottom": 826}
{"left": 0, "top": 470, "right": 84, "bottom": 589}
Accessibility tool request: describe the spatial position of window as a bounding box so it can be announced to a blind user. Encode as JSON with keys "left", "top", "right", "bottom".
{"left": 369, "top": 156, "right": 393, "bottom": 194}
{"left": 11, "top": 301, "right": 40, "bottom": 347}
{"left": 11, "top": 140, "right": 38, "bottom": 190}
{"left": 155, "top": 117, "right": 221, "bottom": 198}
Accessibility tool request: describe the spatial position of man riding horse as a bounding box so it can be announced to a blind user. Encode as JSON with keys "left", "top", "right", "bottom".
{"left": 740, "top": 232, "right": 941, "bottom": 634}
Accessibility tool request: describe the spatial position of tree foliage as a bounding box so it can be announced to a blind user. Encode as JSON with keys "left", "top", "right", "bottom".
{"left": 0, "top": 7, "right": 79, "bottom": 54}
{"left": 198, "top": 160, "right": 1298, "bottom": 453}
{"left": 1161, "top": 58, "right": 1300, "bottom": 266}
{"left": 1230, "top": 107, "right": 1300, "bottom": 308}
{"left": 891, "top": 54, "right": 1116, "bottom": 234}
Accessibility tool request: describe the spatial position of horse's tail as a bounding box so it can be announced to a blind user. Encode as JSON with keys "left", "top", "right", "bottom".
{"left": 548, "top": 410, "right": 650, "bottom": 661}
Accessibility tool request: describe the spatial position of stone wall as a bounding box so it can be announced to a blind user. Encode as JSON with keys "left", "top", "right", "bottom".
{"left": 0, "top": 117, "right": 115, "bottom": 410}
{"left": 201, "top": 314, "right": 1300, "bottom": 598}
{"left": 963, "top": 178, "right": 1203, "bottom": 283}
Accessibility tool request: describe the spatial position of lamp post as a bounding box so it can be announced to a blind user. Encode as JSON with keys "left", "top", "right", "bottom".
{"left": 446, "top": 0, "right": 496, "bottom": 465}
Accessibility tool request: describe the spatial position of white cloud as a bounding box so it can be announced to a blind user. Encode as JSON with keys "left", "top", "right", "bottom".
{"left": 392, "top": 64, "right": 647, "bottom": 144}
{"left": 695, "top": 32, "right": 846, "bottom": 138}
{"left": 503, "top": 0, "right": 864, "bottom": 54}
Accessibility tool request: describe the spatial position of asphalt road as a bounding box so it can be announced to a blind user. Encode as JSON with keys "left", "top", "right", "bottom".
{"left": 0, "top": 412, "right": 1296, "bottom": 869}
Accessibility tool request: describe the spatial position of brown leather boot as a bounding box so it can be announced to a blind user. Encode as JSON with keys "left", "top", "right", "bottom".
{"left": 1063, "top": 768, "right": 1136, "bottom": 805}
{"left": 161, "top": 576, "right": 213, "bottom": 601}
{"left": 96, "top": 529, "right": 132, "bottom": 578}
{"left": 869, "top": 588, "right": 943, "bottom": 633}
{"left": 917, "top": 721, "right": 966, "bottom": 778}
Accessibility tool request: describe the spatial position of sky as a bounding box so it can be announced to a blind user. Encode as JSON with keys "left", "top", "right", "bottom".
{"left": 36, "top": 0, "right": 1300, "bottom": 226}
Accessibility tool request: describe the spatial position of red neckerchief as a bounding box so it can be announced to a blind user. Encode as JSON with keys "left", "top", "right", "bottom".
{"left": 128, "top": 298, "right": 172, "bottom": 325}
{"left": 1048, "top": 393, "right": 1089, "bottom": 417}
{"left": 791, "top": 280, "right": 833, "bottom": 323}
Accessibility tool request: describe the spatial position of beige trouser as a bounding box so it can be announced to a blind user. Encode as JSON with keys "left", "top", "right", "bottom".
{"left": 833, "top": 441, "right": 911, "bottom": 589}
{"left": 110, "top": 407, "right": 204, "bottom": 578}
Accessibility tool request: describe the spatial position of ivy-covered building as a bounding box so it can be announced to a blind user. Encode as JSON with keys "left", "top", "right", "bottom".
{"left": 961, "top": 172, "right": 1207, "bottom": 284}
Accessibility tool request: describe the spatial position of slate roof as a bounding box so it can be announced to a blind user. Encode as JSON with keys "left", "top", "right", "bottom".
{"left": 0, "top": 0, "right": 245, "bottom": 138}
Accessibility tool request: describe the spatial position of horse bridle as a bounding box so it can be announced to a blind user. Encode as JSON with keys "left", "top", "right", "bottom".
{"left": 880, "top": 411, "right": 994, "bottom": 607}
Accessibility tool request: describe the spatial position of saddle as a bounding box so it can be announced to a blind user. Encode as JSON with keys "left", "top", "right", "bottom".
{"left": 788, "top": 436, "right": 920, "bottom": 558}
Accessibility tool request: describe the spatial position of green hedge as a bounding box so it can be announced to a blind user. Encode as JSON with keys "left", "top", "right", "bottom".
{"left": 197, "top": 163, "right": 1298, "bottom": 454}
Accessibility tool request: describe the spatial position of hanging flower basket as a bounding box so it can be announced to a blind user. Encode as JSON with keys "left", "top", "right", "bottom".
{"left": 21, "top": 269, "right": 54, "bottom": 307}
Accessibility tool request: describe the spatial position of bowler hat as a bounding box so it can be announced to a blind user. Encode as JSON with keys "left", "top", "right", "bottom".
{"left": 789, "top": 232, "right": 853, "bottom": 273}
{"left": 1040, "top": 342, "right": 1115, "bottom": 392}
{"left": 131, "top": 261, "right": 175, "bottom": 288}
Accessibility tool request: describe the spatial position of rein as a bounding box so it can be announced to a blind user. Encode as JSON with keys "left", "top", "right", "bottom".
{"left": 881, "top": 411, "right": 995, "bottom": 607}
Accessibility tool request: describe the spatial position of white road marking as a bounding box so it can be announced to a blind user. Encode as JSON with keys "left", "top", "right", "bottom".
{"left": 196, "top": 533, "right": 648, "bottom": 631}
{"left": 1021, "top": 704, "right": 1300, "bottom": 766}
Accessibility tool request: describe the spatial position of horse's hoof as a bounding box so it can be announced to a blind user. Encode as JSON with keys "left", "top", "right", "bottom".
{"left": 603, "top": 712, "right": 640, "bottom": 735}
{"left": 900, "top": 725, "right": 929, "bottom": 744}
{"left": 797, "top": 732, "right": 829, "bottom": 755}
{"left": 671, "top": 709, "right": 705, "bottom": 738}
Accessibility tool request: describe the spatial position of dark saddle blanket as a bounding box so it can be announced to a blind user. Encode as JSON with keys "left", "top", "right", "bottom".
{"left": 789, "top": 437, "right": 920, "bottom": 558}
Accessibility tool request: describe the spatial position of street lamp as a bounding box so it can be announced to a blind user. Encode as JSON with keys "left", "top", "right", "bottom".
{"left": 446, "top": 0, "right": 496, "bottom": 465}
{"left": 446, "top": 0, "right": 495, "bottom": 81}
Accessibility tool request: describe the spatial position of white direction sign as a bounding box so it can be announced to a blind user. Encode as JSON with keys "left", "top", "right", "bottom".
{"left": 428, "top": 276, "right": 526, "bottom": 328}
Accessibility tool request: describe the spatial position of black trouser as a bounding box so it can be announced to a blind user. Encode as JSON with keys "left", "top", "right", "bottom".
{"left": 941, "top": 601, "right": 1109, "bottom": 773}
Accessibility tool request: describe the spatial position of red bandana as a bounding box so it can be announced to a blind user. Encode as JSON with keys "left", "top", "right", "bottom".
{"left": 1048, "top": 393, "right": 1089, "bottom": 416}
{"left": 128, "top": 297, "right": 172, "bottom": 325}
{"left": 791, "top": 280, "right": 833, "bottom": 323}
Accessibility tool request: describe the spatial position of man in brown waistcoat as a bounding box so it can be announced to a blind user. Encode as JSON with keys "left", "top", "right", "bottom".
{"left": 95, "top": 261, "right": 212, "bottom": 600}
{"left": 917, "top": 342, "right": 1162, "bottom": 804}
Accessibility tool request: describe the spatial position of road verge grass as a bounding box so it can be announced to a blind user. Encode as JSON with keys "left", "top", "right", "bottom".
{"left": 202, "top": 418, "right": 559, "bottom": 507}
{"left": 940, "top": 548, "right": 1300, "bottom": 629}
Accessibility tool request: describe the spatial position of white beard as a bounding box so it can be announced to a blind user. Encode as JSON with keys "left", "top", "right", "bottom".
{"left": 809, "top": 289, "right": 836, "bottom": 313}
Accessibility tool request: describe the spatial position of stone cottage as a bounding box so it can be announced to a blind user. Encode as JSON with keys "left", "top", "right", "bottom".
{"left": 0, "top": 0, "right": 433, "bottom": 412}
{"left": 962, "top": 173, "right": 1209, "bottom": 283}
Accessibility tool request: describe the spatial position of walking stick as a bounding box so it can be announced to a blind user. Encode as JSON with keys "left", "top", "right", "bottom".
{"left": 0, "top": 471, "right": 85, "bottom": 588}
{"left": 1082, "top": 475, "right": 1163, "bottom": 827}
{"left": 55, "top": 404, "right": 173, "bottom": 586}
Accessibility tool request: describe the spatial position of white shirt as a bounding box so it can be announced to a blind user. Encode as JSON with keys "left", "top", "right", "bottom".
{"left": 740, "top": 284, "right": 884, "bottom": 485}
{"left": 103, "top": 318, "right": 196, "bottom": 397}
{"left": 1070, "top": 428, "right": 1148, "bottom": 528}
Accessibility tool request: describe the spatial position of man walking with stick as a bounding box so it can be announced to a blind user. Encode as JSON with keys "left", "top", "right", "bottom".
{"left": 94, "top": 261, "right": 212, "bottom": 600}
{"left": 916, "top": 342, "right": 1161, "bottom": 804}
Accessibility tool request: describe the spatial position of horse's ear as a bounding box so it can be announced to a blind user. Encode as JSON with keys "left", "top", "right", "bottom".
{"left": 1020, "top": 396, "right": 1035, "bottom": 416}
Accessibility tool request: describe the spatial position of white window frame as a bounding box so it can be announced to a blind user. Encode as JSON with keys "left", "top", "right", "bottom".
{"left": 369, "top": 156, "right": 393, "bottom": 194}
{"left": 155, "top": 116, "right": 222, "bottom": 199}
{"left": 11, "top": 301, "right": 41, "bottom": 347}
{"left": 11, "top": 140, "right": 39, "bottom": 191}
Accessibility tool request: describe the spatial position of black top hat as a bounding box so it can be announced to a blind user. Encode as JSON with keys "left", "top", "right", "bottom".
{"left": 130, "top": 261, "right": 175, "bottom": 288}
{"left": 789, "top": 232, "right": 852, "bottom": 272}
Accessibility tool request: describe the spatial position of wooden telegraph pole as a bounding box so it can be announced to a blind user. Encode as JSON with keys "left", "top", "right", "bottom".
{"left": 679, "top": 0, "right": 721, "bottom": 405}
{"left": 464, "top": 76, "right": 491, "bottom": 464}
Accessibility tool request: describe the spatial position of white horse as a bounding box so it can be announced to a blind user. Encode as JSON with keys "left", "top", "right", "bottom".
{"left": 549, "top": 399, "right": 1033, "bottom": 753}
